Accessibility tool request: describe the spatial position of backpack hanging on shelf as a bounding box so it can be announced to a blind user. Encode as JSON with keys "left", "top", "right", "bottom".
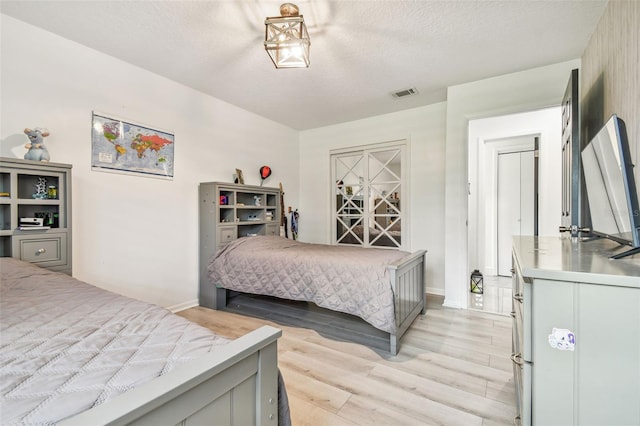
{"left": 290, "top": 209, "right": 299, "bottom": 240}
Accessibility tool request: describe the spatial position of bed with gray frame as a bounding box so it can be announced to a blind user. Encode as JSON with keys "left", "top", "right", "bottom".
{"left": 0, "top": 257, "right": 286, "bottom": 426}
{"left": 206, "top": 236, "right": 426, "bottom": 355}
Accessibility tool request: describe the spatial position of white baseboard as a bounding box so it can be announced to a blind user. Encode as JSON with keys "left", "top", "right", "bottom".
{"left": 426, "top": 286, "right": 444, "bottom": 296}
{"left": 442, "top": 298, "right": 465, "bottom": 309}
{"left": 168, "top": 299, "right": 199, "bottom": 313}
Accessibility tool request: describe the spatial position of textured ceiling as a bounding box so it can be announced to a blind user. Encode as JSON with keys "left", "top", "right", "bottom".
{"left": 1, "top": 0, "right": 608, "bottom": 130}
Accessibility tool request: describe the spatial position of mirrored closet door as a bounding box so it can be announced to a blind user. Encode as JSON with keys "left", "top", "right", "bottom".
{"left": 331, "top": 141, "right": 406, "bottom": 249}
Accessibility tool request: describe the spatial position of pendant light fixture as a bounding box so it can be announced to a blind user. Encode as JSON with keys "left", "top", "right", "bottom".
{"left": 264, "top": 3, "right": 310, "bottom": 68}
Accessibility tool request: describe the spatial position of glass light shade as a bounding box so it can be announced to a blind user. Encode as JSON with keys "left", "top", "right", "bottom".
{"left": 264, "top": 15, "right": 310, "bottom": 68}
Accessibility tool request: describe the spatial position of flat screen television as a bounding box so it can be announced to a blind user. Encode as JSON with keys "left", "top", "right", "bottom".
{"left": 581, "top": 114, "right": 640, "bottom": 259}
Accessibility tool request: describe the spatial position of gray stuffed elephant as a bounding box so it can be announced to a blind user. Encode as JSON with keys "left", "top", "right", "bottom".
{"left": 24, "top": 128, "right": 50, "bottom": 162}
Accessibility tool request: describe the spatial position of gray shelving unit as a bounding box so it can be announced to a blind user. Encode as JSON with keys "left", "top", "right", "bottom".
{"left": 198, "top": 181, "right": 281, "bottom": 309}
{"left": 0, "top": 157, "right": 72, "bottom": 274}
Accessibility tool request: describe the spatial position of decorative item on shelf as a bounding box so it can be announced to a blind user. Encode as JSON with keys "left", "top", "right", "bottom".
{"left": 234, "top": 168, "right": 245, "bottom": 184}
{"left": 346, "top": 186, "right": 353, "bottom": 196}
{"left": 254, "top": 196, "right": 262, "bottom": 206}
{"left": 47, "top": 185, "right": 57, "bottom": 199}
{"left": 279, "top": 182, "right": 288, "bottom": 238}
{"left": 289, "top": 206, "right": 299, "bottom": 240}
{"left": 264, "top": 3, "right": 310, "bottom": 69}
{"left": 259, "top": 165, "right": 272, "bottom": 186}
{"left": 35, "top": 211, "right": 55, "bottom": 227}
{"left": 470, "top": 269, "right": 484, "bottom": 294}
{"left": 33, "top": 177, "right": 48, "bottom": 199}
{"left": 23, "top": 128, "right": 51, "bottom": 162}
{"left": 220, "top": 195, "right": 228, "bottom": 205}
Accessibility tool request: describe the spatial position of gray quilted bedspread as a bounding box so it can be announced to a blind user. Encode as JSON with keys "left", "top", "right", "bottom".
{"left": 208, "top": 236, "right": 409, "bottom": 334}
{"left": 0, "top": 257, "right": 231, "bottom": 425}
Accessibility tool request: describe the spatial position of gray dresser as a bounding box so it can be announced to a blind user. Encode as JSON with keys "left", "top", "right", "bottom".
{"left": 511, "top": 236, "right": 640, "bottom": 425}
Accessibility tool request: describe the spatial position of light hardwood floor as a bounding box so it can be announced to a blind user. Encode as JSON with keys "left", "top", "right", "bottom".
{"left": 178, "top": 295, "right": 516, "bottom": 425}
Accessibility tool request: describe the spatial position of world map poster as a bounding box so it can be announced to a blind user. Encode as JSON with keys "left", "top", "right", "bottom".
{"left": 91, "top": 112, "right": 175, "bottom": 179}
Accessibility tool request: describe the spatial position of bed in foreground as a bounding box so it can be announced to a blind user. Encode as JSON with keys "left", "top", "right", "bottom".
{"left": 0, "top": 257, "right": 288, "bottom": 426}
{"left": 207, "top": 236, "right": 426, "bottom": 355}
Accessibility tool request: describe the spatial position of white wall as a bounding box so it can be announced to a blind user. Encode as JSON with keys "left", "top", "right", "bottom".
{"left": 468, "top": 107, "right": 562, "bottom": 277}
{"left": 299, "top": 103, "right": 447, "bottom": 295}
{"left": 0, "top": 15, "right": 300, "bottom": 310}
{"left": 444, "top": 59, "right": 581, "bottom": 309}
{"left": 3, "top": 15, "right": 610, "bottom": 312}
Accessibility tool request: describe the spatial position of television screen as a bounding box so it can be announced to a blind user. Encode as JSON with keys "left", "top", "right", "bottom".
{"left": 581, "top": 114, "right": 640, "bottom": 259}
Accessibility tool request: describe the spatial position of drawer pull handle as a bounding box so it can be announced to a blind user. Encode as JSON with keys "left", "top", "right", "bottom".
{"left": 511, "top": 352, "right": 524, "bottom": 366}
{"left": 513, "top": 293, "right": 523, "bottom": 303}
{"left": 36, "top": 248, "right": 46, "bottom": 255}
{"left": 510, "top": 311, "right": 516, "bottom": 319}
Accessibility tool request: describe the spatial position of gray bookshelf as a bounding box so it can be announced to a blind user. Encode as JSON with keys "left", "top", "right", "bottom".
{"left": 198, "top": 181, "right": 281, "bottom": 309}
{"left": 0, "top": 157, "right": 72, "bottom": 274}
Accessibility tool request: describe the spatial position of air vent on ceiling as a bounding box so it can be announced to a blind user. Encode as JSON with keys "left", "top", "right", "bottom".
{"left": 391, "top": 87, "right": 419, "bottom": 99}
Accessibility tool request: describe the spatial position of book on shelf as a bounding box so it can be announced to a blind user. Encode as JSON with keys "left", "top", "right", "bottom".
{"left": 18, "top": 226, "right": 51, "bottom": 231}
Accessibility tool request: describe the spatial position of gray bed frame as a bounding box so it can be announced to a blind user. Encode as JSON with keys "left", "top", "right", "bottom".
{"left": 59, "top": 325, "right": 282, "bottom": 426}
{"left": 214, "top": 249, "right": 426, "bottom": 355}
{"left": 387, "top": 249, "right": 427, "bottom": 354}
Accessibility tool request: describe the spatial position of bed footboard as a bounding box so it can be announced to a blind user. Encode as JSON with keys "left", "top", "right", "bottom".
{"left": 388, "top": 250, "right": 426, "bottom": 355}
{"left": 60, "top": 326, "right": 282, "bottom": 426}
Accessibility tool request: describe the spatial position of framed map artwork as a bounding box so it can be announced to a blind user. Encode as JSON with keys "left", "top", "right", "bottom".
{"left": 91, "top": 111, "right": 175, "bottom": 179}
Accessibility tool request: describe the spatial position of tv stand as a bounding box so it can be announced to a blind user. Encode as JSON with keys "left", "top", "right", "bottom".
{"left": 610, "top": 245, "right": 640, "bottom": 259}
{"left": 579, "top": 233, "right": 640, "bottom": 259}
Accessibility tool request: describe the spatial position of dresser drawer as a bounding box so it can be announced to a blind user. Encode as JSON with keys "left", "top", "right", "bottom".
{"left": 265, "top": 223, "right": 279, "bottom": 236}
{"left": 14, "top": 232, "right": 68, "bottom": 269}
{"left": 218, "top": 226, "right": 237, "bottom": 245}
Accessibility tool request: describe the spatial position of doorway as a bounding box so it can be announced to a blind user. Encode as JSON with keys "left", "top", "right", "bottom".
{"left": 473, "top": 134, "right": 536, "bottom": 277}
{"left": 497, "top": 149, "right": 535, "bottom": 276}
{"left": 467, "top": 107, "right": 562, "bottom": 313}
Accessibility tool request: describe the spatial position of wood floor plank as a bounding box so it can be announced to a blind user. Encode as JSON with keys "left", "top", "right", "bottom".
{"left": 288, "top": 395, "right": 358, "bottom": 426}
{"left": 369, "top": 363, "right": 515, "bottom": 424}
{"left": 281, "top": 368, "right": 352, "bottom": 414}
{"left": 400, "top": 329, "right": 493, "bottom": 366}
{"left": 177, "top": 294, "right": 517, "bottom": 426}
{"left": 337, "top": 394, "right": 444, "bottom": 426}
{"left": 380, "top": 344, "right": 513, "bottom": 399}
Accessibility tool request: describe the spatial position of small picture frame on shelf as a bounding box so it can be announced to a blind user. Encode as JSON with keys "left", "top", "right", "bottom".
{"left": 234, "top": 168, "right": 245, "bottom": 184}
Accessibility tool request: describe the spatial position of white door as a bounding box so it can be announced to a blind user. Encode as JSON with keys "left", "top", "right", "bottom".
{"left": 497, "top": 151, "right": 535, "bottom": 276}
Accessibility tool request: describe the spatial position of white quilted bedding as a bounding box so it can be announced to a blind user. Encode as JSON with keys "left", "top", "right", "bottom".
{"left": 0, "top": 258, "right": 231, "bottom": 425}
{"left": 208, "top": 236, "right": 409, "bottom": 334}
